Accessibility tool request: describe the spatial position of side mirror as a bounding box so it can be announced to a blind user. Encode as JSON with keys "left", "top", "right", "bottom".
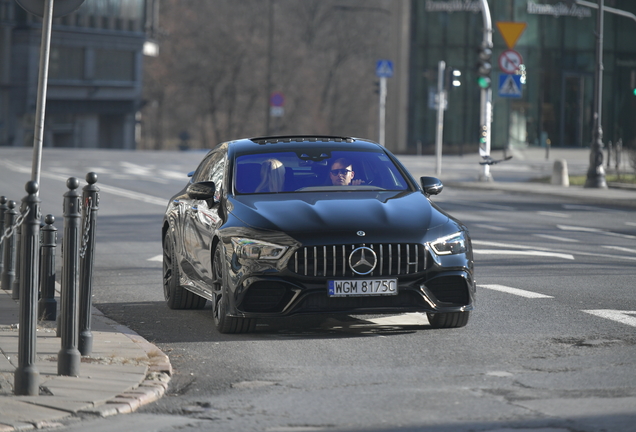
{"left": 186, "top": 181, "right": 216, "bottom": 200}
{"left": 420, "top": 176, "right": 443, "bottom": 196}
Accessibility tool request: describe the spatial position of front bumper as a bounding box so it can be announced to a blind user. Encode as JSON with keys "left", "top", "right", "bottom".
{"left": 231, "top": 270, "right": 474, "bottom": 318}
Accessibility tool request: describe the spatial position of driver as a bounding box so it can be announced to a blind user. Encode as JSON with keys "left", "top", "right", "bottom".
{"left": 329, "top": 158, "right": 364, "bottom": 186}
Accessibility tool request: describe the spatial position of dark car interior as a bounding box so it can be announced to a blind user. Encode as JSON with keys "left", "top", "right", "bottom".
{"left": 234, "top": 151, "right": 409, "bottom": 194}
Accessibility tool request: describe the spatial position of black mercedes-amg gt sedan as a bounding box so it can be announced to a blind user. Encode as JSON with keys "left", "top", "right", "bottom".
{"left": 162, "top": 136, "right": 474, "bottom": 333}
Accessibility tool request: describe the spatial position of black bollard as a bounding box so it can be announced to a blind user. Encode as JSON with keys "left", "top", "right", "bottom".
{"left": 14, "top": 181, "right": 41, "bottom": 396}
{"left": 13, "top": 213, "right": 21, "bottom": 299}
{"left": 2, "top": 200, "right": 18, "bottom": 293}
{"left": 38, "top": 215, "right": 57, "bottom": 321}
{"left": 58, "top": 178, "right": 81, "bottom": 377}
{"left": 0, "top": 196, "right": 7, "bottom": 278}
{"left": 78, "top": 173, "right": 99, "bottom": 355}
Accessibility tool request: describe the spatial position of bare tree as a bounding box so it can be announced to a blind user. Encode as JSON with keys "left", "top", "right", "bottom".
{"left": 142, "top": 0, "right": 391, "bottom": 149}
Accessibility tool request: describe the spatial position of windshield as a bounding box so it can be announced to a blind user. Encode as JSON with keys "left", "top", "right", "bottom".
{"left": 234, "top": 149, "right": 410, "bottom": 194}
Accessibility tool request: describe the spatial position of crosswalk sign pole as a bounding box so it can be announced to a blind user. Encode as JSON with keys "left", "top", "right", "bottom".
{"left": 375, "top": 60, "right": 393, "bottom": 147}
{"left": 478, "top": 0, "right": 493, "bottom": 182}
{"left": 378, "top": 77, "right": 387, "bottom": 146}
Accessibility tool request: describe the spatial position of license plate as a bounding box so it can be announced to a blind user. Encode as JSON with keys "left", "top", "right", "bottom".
{"left": 328, "top": 279, "right": 397, "bottom": 297}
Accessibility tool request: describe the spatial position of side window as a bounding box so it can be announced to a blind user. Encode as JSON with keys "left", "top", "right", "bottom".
{"left": 207, "top": 156, "right": 225, "bottom": 202}
{"left": 192, "top": 154, "right": 216, "bottom": 183}
{"left": 192, "top": 149, "right": 226, "bottom": 202}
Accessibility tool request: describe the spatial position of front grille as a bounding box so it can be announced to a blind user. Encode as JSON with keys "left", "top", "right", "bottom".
{"left": 289, "top": 244, "right": 427, "bottom": 278}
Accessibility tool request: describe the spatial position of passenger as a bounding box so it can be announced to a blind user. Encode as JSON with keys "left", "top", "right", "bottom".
{"left": 255, "top": 158, "right": 285, "bottom": 192}
{"left": 329, "top": 158, "right": 364, "bottom": 186}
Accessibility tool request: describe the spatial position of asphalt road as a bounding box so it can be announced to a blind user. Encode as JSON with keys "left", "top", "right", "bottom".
{"left": 1, "top": 148, "right": 635, "bottom": 432}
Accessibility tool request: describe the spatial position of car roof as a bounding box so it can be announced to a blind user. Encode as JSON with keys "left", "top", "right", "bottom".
{"left": 225, "top": 135, "right": 384, "bottom": 155}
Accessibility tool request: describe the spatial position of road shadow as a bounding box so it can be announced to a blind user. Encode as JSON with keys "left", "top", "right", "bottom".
{"left": 94, "top": 301, "right": 436, "bottom": 344}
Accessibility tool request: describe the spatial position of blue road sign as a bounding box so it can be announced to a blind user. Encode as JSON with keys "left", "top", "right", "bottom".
{"left": 498, "top": 74, "right": 522, "bottom": 98}
{"left": 270, "top": 92, "right": 285, "bottom": 107}
{"left": 376, "top": 60, "right": 394, "bottom": 78}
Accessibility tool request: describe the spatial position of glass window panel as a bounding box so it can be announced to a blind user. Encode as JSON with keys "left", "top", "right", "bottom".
{"left": 94, "top": 49, "right": 134, "bottom": 81}
{"left": 77, "top": 0, "right": 143, "bottom": 19}
{"left": 49, "top": 46, "right": 84, "bottom": 80}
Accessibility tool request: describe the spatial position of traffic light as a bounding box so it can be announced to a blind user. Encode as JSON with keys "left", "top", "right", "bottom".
{"left": 477, "top": 42, "right": 493, "bottom": 89}
{"left": 452, "top": 69, "right": 462, "bottom": 87}
{"left": 631, "top": 71, "right": 636, "bottom": 96}
{"left": 479, "top": 124, "right": 487, "bottom": 145}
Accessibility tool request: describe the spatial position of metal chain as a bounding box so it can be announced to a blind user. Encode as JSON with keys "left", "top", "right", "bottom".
{"left": 79, "top": 197, "right": 92, "bottom": 258}
{"left": 0, "top": 206, "right": 30, "bottom": 246}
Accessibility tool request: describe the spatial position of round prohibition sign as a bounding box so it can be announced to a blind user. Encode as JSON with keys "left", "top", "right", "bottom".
{"left": 498, "top": 50, "right": 523, "bottom": 74}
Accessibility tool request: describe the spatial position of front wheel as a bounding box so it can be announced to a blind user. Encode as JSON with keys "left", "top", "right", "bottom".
{"left": 212, "top": 243, "right": 255, "bottom": 334}
{"left": 426, "top": 311, "right": 470, "bottom": 329}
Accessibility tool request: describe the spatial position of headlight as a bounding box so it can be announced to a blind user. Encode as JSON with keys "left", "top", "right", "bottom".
{"left": 429, "top": 232, "right": 467, "bottom": 256}
{"left": 231, "top": 238, "right": 288, "bottom": 260}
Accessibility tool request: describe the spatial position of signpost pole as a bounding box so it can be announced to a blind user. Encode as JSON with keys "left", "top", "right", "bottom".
{"left": 435, "top": 61, "right": 445, "bottom": 177}
{"left": 379, "top": 77, "right": 387, "bottom": 147}
{"left": 584, "top": 0, "right": 608, "bottom": 188}
{"left": 375, "top": 60, "right": 393, "bottom": 147}
{"left": 478, "top": 0, "right": 493, "bottom": 182}
{"left": 31, "top": 0, "right": 55, "bottom": 188}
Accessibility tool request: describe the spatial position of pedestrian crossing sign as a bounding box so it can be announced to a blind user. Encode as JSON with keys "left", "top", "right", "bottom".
{"left": 498, "top": 74, "right": 522, "bottom": 98}
{"left": 376, "top": 60, "right": 394, "bottom": 78}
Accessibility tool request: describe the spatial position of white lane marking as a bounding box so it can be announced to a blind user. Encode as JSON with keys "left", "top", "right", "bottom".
{"left": 0, "top": 159, "right": 167, "bottom": 207}
{"left": 626, "top": 222, "right": 636, "bottom": 227}
{"left": 561, "top": 204, "right": 618, "bottom": 212}
{"left": 474, "top": 250, "right": 575, "bottom": 260}
{"left": 450, "top": 202, "right": 515, "bottom": 211}
{"left": 148, "top": 255, "right": 163, "bottom": 262}
{"left": 97, "top": 183, "right": 167, "bottom": 206}
{"left": 480, "top": 284, "right": 554, "bottom": 299}
{"left": 120, "top": 161, "right": 156, "bottom": 176}
{"left": 562, "top": 204, "right": 598, "bottom": 210}
{"left": 601, "top": 245, "right": 636, "bottom": 254}
{"left": 473, "top": 224, "right": 510, "bottom": 231}
{"left": 532, "top": 234, "right": 579, "bottom": 243}
{"left": 537, "top": 211, "right": 570, "bottom": 218}
{"left": 583, "top": 310, "right": 636, "bottom": 328}
{"left": 360, "top": 313, "right": 429, "bottom": 326}
{"left": 473, "top": 240, "right": 636, "bottom": 262}
{"left": 472, "top": 240, "right": 536, "bottom": 250}
{"left": 557, "top": 224, "right": 636, "bottom": 240}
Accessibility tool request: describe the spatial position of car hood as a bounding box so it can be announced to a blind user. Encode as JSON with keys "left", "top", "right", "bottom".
{"left": 227, "top": 190, "right": 451, "bottom": 244}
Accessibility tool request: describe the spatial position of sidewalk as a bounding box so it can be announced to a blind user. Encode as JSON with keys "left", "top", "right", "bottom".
{"left": 400, "top": 146, "right": 636, "bottom": 209}
{"left": 0, "top": 287, "right": 172, "bottom": 431}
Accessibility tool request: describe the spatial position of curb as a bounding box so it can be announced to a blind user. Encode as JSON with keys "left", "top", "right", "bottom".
{"left": 79, "top": 308, "right": 172, "bottom": 418}
{"left": 445, "top": 180, "right": 636, "bottom": 209}
{"left": 0, "top": 306, "right": 173, "bottom": 431}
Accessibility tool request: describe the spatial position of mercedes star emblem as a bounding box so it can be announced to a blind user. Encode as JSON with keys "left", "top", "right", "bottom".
{"left": 349, "top": 246, "right": 377, "bottom": 275}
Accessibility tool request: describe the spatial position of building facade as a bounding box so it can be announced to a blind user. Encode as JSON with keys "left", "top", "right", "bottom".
{"left": 400, "top": 0, "right": 636, "bottom": 154}
{"left": 0, "top": 0, "right": 157, "bottom": 149}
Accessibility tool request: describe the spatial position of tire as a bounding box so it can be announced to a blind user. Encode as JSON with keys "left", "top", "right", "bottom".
{"left": 212, "top": 243, "right": 255, "bottom": 334}
{"left": 426, "top": 311, "right": 470, "bottom": 329}
{"left": 163, "top": 231, "right": 207, "bottom": 310}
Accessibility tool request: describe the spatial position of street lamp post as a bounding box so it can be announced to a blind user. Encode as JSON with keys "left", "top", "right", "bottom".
{"left": 584, "top": 0, "right": 608, "bottom": 189}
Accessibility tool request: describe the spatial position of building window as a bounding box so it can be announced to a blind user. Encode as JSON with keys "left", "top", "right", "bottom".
{"left": 49, "top": 46, "right": 84, "bottom": 80}
{"left": 94, "top": 49, "right": 135, "bottom": 81}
